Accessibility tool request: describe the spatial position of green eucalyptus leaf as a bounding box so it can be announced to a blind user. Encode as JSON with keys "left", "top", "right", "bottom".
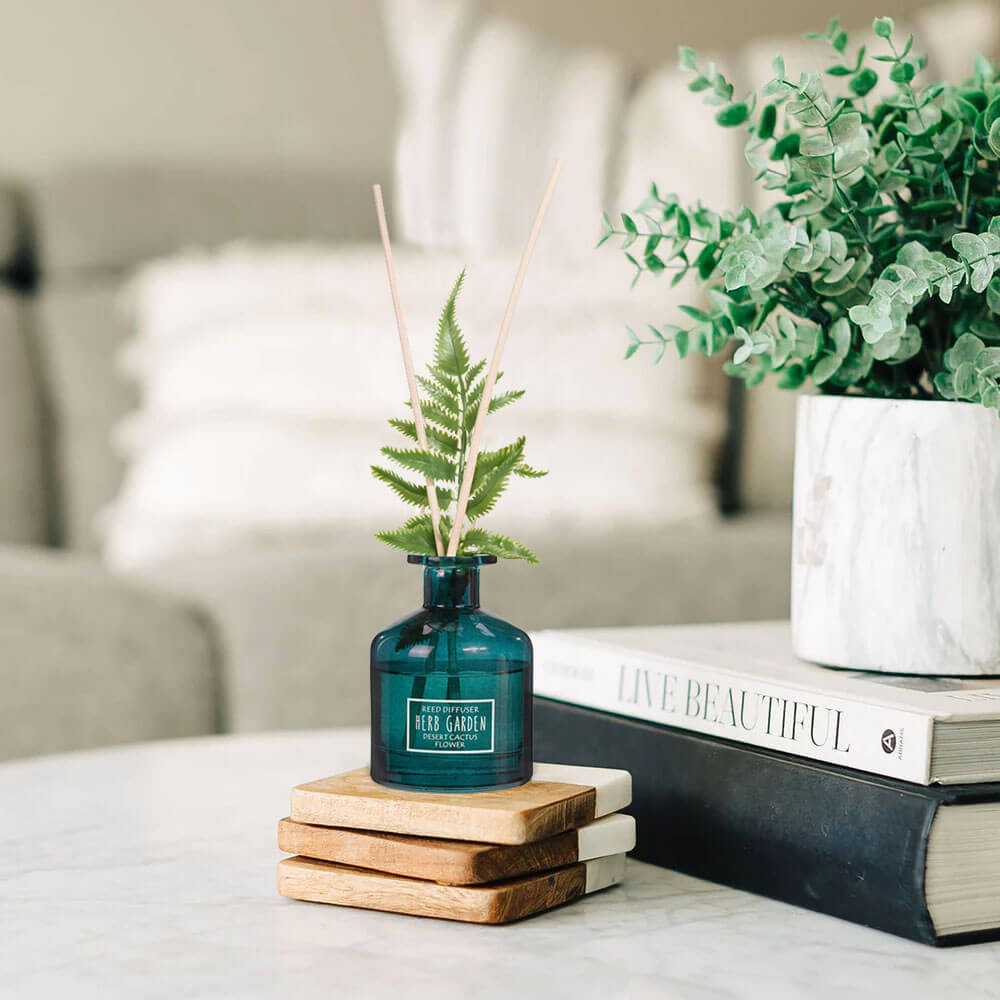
{"left": 873, "top": 17, "right": 895, "bottom": 39}
{"left": 954, "top": 361, "right": 980, "bottom": 399}
{"left": 944, "top": 333, "right": 986, "bottom": 369}
{"left": 831, "top": 317, "right": 852, "bottom": 357}
{"left": 889, "top": 61, "right": 915, "bottom": 84}
{"left": 850, "top": 68, "right": 878, "bottom": 96}
{"left": 811, "top": 353, "right": 842, "bottom": 384}
{"left": 757, "top": 103, "right": 777, "bottom": 139}
{"left": 599, "top": 31, "right": 1000, "bottom": 419}
{"left": 934, "top": 371, "right": 958, "bottom": 400}
{"left": 989, "top": 118, "right": 1000, "bottom": 157}
{"left": 777, "top": 363, "right": 806, "bottom": 389}
{"left": 716, "top": 103, "right": 750, "bottom": 127}
{"left": 971, "top": 320, "right": 1000, "bottom": 341}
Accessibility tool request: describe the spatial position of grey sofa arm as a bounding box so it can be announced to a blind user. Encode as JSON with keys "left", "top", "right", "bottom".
{"left": 0, "top": 547, "right": 218, "bottom": 761}
{"left": 142, "top": 514, "right": 792, "bottom": 735}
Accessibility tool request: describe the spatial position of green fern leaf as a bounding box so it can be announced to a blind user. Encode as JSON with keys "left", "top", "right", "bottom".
{"left": 374, "top": 269, "right": 542, "bottom": 563}
{"left": 434, "top": 271, "right": 471, "bottom": 376}
{"left": 372, "top": 465, "right": 452, "bottom": 507}
{"left": 466, "top": 467, "right": 511, "bottom": 520}
{"left": 468, "top": 370, "right": 503, "bottom": 414}
{"left": 371, "top": 465, "right": 427, "bottom": 506}
{"left": 375, "top": 514, "right": 440, "bottom": 555}
{"left": 464, "top": 380, "right": 525, "bottom": 430}
{"left": 488, "top": 389, "right": 526, "bottom": 414}
{"left": 387, "top": 418, "right": 459, "bottom": 456}
{"left": 427, "top": 366, "right": 461, "bottom": 397}
{"left": 514, "top": 462, "right": 547, "bottom": 478}
{"left": 381, "top": 446, "right": 455, "bottom": 481}
{"left": 471, "top": 438, "right": 525, "bottom": 492}
{"left": 416, "top": 375, "right": 458, "bottom": 410}
{"left": 414, "top": 400, "right": 460, "bottom": 434}
{"left": 460, "top": 527, "right": 539, "bottom": 563}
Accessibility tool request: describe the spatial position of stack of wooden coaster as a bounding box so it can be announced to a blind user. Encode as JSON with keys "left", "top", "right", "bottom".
{"left": 277, "top": 763, "right": 635, "bottom": 924}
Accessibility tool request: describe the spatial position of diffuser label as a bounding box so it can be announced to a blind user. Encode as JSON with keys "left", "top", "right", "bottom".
{"left": 406, "top": 698, "right": 495, "bottom": 754}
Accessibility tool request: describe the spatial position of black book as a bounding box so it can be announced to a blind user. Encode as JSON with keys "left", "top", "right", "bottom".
{"left": 535, "top": 697, "right": 1000, "bottom": 946}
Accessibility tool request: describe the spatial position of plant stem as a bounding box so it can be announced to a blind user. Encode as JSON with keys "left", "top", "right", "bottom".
{"left": 780, "top": 77, "right": 872, "bottom": 253}
{"left": 887, "top": 36, "right": 927, "bottom": 131}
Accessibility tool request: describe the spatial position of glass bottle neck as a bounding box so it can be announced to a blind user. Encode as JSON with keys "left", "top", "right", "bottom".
{"left": 423, "top": 566, "right": 480, "bottom": 609}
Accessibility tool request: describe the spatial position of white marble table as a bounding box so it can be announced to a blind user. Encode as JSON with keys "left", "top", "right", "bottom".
{"left": 3, "top": 730, "right": 1000, "bottom": 1000}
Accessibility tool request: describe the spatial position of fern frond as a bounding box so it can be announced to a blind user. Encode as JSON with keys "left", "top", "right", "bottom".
{"left": 514, "top": 462, "right": 547, "bottom": 478}
{"left": 374, "top": 269, "right": 542, "bottom": 562}
{"left": 371, "top": 465, "right": 427, "bottom": 506}
{"left": 376, "top": 513, "right": 439, "bottom": 555}
{"left": 465, "top": 387, "right": 525, "bottom": 431}
{"left": 371, "top": 465, "right": 452, "bottom": 507}
{"left": 460, "top": 527, "right": 539, "bottom": 563}
{"left": 434, "top": 271, "right": 471, "bottom": 376}
{"left": 466, "top": 467, "right": 511, "bottom": 520}
{"left": 381, "top": 446, "right": 455, "bottom": 481}
{"left": 417, "top": 375, "right": 458, "bottom": 410}
{"left": 488, "top": 389, "right": 526, "bottom": 414}
{"left": 467, "top": 370, "right": 503, "bottom": 414}
{"left": 427, "top": 366, "right": 461, "bottom": 396}
{"left": 387, "top": 418, "right": 459, "bottom": 456}
{"left": 413, "top": 399, "right": 459, "bottom": 434}
{"left": 471, "top": 437, "right": 525, "bottom": 492}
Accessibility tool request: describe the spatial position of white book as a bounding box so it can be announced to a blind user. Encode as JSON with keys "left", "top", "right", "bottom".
{"left": 531, "top": 620, "right": 1000, "bottom": 785}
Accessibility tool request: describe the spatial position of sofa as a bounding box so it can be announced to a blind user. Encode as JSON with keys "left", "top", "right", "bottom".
{"left": 8, "top": 0, "right": 1000, "bottom": 761}
{"left": 0, "top": 162, "right": 793, "bottom": 762}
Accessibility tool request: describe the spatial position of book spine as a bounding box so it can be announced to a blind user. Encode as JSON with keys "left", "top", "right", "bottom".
{"left": 534, "top": 698, "right": 941, "bottom": 944}
{"left": 531, "top": 632, "right": 934, "bottom": 784}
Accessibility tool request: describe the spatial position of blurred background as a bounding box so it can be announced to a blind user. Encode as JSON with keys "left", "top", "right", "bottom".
{"left": 0, "top": 0, "right": 994, "bottom": 761}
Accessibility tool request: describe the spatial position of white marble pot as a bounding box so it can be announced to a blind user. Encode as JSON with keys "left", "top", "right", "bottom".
{"left": 792, "top": 394, "right": 1000, "bottom": 675}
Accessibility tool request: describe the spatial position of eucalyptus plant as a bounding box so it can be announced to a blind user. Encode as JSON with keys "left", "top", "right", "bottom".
{"left": 372, "top": 272, "right": 544, "bottom": 561}
{"left": 601, "top": 17, "right": 1000, "bottom": 411}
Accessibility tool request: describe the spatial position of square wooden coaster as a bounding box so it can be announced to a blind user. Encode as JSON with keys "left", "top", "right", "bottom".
{"left": 289, "top": 763, "right": 632, "bottom": 844}
{"left": 278, "top": 813, "right": 636, "bottom": 885}
{"left": 277, "top": 853, "right": 627, "bottom": 923}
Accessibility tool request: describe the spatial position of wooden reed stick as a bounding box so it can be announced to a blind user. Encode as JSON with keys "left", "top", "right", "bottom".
{"left": 446, "top": 160, "right": 563, "bottom": 556}
{"left": 373, "top": 184, "right": 445, "bottom": 556}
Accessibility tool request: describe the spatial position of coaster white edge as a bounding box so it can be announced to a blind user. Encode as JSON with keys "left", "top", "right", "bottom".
{"left": 576, "top": 813, "right": 636, "bottom": 861}
{"left": 583, "top": 853, "right": 627, "bottom": 893}
{"left": 531, "top": 762, "right": 632, "bottom": 815}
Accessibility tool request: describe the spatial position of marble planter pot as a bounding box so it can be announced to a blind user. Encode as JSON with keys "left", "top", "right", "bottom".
{"left": 792, "top": 394, "right": 1000, "bottom": 675}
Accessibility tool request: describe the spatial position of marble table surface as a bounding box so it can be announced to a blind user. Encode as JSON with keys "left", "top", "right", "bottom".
{"left": 3, "top": 729, "right": 1000, "bottom": 1000}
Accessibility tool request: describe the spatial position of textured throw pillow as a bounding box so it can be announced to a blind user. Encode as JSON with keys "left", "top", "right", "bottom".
{"left": 382, "top": 0, "right": 630, "bottom": 255}
{"left": 613, "top": 60, "right": 744, "bottom": 217}
{"left": 103, "top": 245, "right": 723, "bottom": 569}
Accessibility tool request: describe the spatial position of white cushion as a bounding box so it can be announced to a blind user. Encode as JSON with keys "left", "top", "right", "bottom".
{"left": 383, "top": 0, "right": 629, "bottom": 255}
{"left": 614, "top": 60, "right": 744, "bottom": 216}
{"left": 103, "top": 245, "right": 723, "bottom": 569}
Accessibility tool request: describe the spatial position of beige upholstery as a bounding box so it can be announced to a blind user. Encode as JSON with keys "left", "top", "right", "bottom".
{"left": 741, "top": 384, "right": 799, "bottom": 511}
{"left": 29, "top": 165, "right": 381, "bottom": 279}
{"left": 0, "top": 546, "right": 217, "bottom": 761}
{"left": 29, "top": 170, "right": 392, "bottom": 550}
{"left": 143, "top": 516, "right": 791, "bottom": 733}
{"left": 16, "top": 0, "right": 958, "bottom": 759}
{"left": 34, "top": 282, "right": 134, "bottom": 549}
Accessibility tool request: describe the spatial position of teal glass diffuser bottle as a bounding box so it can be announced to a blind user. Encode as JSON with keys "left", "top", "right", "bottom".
{"left": 370, "top": 554, "right": 532, "bottom": 792}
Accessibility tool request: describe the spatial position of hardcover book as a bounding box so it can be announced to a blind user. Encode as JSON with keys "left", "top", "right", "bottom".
{"left": 534, "top": 698, "right": 1000, "bottom": 945}
{"left": 532, "top": 621, "right": 1000, "bottom": 785}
